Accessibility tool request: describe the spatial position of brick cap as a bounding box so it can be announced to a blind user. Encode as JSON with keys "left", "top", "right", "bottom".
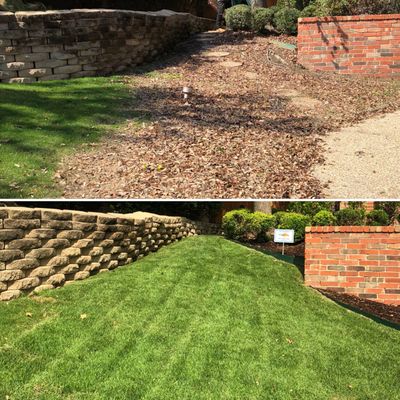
{"left": 299, "top": 13, "right": 400, "bottom": 24}
{"left": 307, "top": 226, "right": 400, "bottom": 233}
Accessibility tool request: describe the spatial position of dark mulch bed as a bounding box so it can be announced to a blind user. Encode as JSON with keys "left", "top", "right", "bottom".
{"left": 250, "top": 241, "right": 305, "bottom": 257}
{"left": 318, "top": 289, "right": 400, "bottom": 326}
{"left": 57, "top": 30, "right": 400, "bottom": 198}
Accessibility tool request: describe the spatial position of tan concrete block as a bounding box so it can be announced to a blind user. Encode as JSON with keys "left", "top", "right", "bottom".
{"left": 43, "top": 239, "right": 70, "bottom": 249}
{"left": 46, "top": 273, "right": 65, "bottom": 286}
{"left": 0, "top": 250, "right": 23, "bottom": 262}
{"left": 61, "top": 247, "right": 81, "bottom": 257}
{"left": 48, "top": 256, "right": 69, "bottom": 267}
{"left": 0, "top": 290, "right": 22, "bottom": 301}
{"left": 6, "top": 239, "right": 40, "bottom": 250}
{"left": 7, "top": 258, "right": 39, "bottom": 270}
{"left": 27, "top": 229, "right": 56, "bottom": 239}
{"left": 4, "top": 219, "right": 40, "bottom": 230}
{"left": 57, "top": 230, "right": 83, "bottom": 240}
{"left": 25, "top": 248, "right": 55, "bottom": 260}
{"left": 53, "top": 64, "right": 82, "bottom": 74}
{"left": 30, "top": 266, "right": 55, "bottom": 278}
{"left": 19, "top": 68, "right": 51, "bottom": 77}
{"left": 74, "top": 271, "right": 90, "bottom": 280}
{"left": 9, "top": 277, "right": 40, "bottom": 290}
{"left": 0, "top": 229, "right": 24, "bottom": 241}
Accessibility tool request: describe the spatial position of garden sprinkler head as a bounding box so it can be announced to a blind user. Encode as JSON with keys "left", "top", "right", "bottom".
{"left": 182, "top": 86, "right": 191, "bottom": 100}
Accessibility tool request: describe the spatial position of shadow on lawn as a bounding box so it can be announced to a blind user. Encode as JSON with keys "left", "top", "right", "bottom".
{"left": 0, "top": 79, "right": 131, "bottom": 197}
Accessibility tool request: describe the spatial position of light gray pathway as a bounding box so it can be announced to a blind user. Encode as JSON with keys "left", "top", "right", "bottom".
{"left": 313, "top": 110, "right": 400, "bottom": 198}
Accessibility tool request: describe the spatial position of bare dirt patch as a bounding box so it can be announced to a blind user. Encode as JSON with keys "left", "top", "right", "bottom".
{"left": 57, "top": 31, "right": 400, "bottom": 199}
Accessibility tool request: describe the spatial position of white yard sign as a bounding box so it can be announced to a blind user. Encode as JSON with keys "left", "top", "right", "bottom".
{"left": 274, "top": 229, "right": 295, "bottom": 255}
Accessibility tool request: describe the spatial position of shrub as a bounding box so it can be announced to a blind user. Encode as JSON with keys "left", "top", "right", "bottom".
{"left": 252, "top": 6, "right": 278, "bottom": 33}
{"left": 272, "top": 211, "right": 287, "bottom": 226}
{"left": 273, "top": 7, "right": 301, "bottom": 34}
{"left": 335, "top": 208, "right": 365, "bottom": 226}
{"left": 366, "top": 210, "right": 390, "bottom": 226}
{"left": 374, "top": 202, "right": 399, "bottom": 223}
{"left": 276, "top": 212, "right": 311, "bottom": 242}
{"left": 222, "top": 209, "right": 275, "bottom": 242}
{"left": 253, "top": 211, "right": 276, "bottom": 241}
{"left": 287, "top": 202, "right": 334, "bottom": 217}
{"left": 312, "top": 210, "right": 337, "bottom": 226}
{"left": 225, "top": 4, "right": 253, "bottom": 31}
{"left": 299, "top": 3, "right": 319, "bottom": 17}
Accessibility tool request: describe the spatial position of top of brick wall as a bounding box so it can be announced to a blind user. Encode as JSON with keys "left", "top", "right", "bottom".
{"left": 306, "top": 226, "right": 400, "bottom": 233}
{"left": 299, "top": 13, "right": 400, "bottom": 24}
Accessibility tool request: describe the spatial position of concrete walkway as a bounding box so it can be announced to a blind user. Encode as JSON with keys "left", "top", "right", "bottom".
{"left": 313, "top": 110, "right": 400, "bottom": 198}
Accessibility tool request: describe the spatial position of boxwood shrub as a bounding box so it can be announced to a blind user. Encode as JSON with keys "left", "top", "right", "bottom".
{"left": 222, "top": 209, "right": 275, "bottom": 242}
{"left": 275, "top": 212, "right": 311, "bottom": 242}
{"left": 225, "top": 4, "right": 253, "bottom": 31}
{"left": 335, "top": 208, "right": 365, "bottom": 226}
{"left": 366, "top": 210, "right": 390, "bottom": 226}
{"left": 312, "top": 210, "right": 337, "bottom": 226}
{"left": 252, "top": 6, "right": 278, "bottom": 33}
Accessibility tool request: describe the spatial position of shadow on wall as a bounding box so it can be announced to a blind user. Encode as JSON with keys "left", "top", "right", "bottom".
{"left": 40, "top": 0, "right": 217, "bottom": 18}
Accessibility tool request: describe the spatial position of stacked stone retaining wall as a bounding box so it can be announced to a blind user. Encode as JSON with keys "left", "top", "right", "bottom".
{"left": 0, "top": 9, "right": 214, "bottom": 83}
{"left": 0, "top": 207, "right": 220, "bottom": 301}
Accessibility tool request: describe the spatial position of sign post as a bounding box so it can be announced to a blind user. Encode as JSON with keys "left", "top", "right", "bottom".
{"left": 274, "top": 229, "right": 295, "bottom": 255}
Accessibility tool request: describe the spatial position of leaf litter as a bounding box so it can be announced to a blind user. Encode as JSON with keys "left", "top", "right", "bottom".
{"left": 57, "top": 31, "right": 400, "bottom": 199}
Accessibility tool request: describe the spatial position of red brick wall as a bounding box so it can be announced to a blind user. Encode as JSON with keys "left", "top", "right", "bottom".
{"left": 305, "top": 226, "right": 400, "bottom": 305}
{"left": 298, "top": 14, "right": 400, "bottom": 77}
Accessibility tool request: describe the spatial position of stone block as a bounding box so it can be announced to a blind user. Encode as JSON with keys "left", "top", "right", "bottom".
{"left": 0, "top": 249, "right": 23, "bottom": 262}
{"left": 0, "top": 30, "right": 27, "bottom": 39}
{"left": 0, "top": 54, "right": 14, "bottom": 62}
{"left": 38, "top": 74, "right": 70, "bottom": 81}
{"left": 0, "top": 61, "right": 33, "bottom": 70}
{"left": 50, "top": 51, "right": 77, "bottom": 60}
{"left": 72, "top": 222, "right": 96, "bottom": 232}
{"left": 61, "top": 247, "right": 81, "bottom": 257}
{"left": 25, "top": 248, "right": 55, "bottom": 260}
{"left": 76, "top": 255, "right": 92, "bottom": 265}
{"left": 9, "top": 277, "right": 40, "bottom": 290}
{"left": 70, "top": 70, "right": 96, "bottom": 78}
{"left": 72, "top": 212, "right": 97, "bottom": 223}
{"left": 57, "top": 230, "right": 83, "bottom": 240}
{"left": 19, "top": 68, "right": 50, "bottom": 77}
{"left": 27, "top": 229, "right": 56, "bottom": 239}
{"left": 0, "top": 290, "right": 22, "bottom": 301}
{"left": 6, "top": 238, "right": 40, "bottom": 250}
{"left": 43, "top": 238, "right": 70, "bottom": 249}
{"left": 46, "top": 273, "right": 65, "bottom": 286}
{"left": 0, "top": 70, "right": 17, "bottom": 79}
{"left": 0, "top": 269, "right": 24, "bottom": 281}
{"left": 7, "top": 77, "right": 36, "bottom": 83}
{"left": 4, "top": 219, "right": 40, "bottom": 230}
{"left": 33, "top": 284, "right": 54, "bottom": 294}
{"left": 35, "top": 59, "right": 67, "bottom": 68}
{"left": 42, "top": 209, "right": 72, "bottom": 220}
{"left": 48, "top": 256, "right": 69, "bottom": 267}
{"left": 74, "top": 271, "right": 90, "bottom": 280}
{"left": 42, "top": 220, "right": 73, "bottom": 230}
{"left": 0, "top": 229, "right": 23, "bottom": 241}
{"left": 99, "top": 254, "right": 111, "bottom": 263}
{"left": 73, "top": 239, "right": 94, "bottom": 249}
{"left": 85, "top": 262, "right": 100, "bottom": 272}
{"left": 7, "top": 258, "right": 39, "bottom": 270}
{"left": 89, "top": 247, "right": 103, "bottom": 257}
{"left": 15, "top": 52, "right": 49, "bottom": 62}
{"left": 61, "top": 264, "right": 79, "bottom": 274}
{"left": 30, "top": 266, "right": 55, "bottom": 278}
{"left": 53, "top": 64, "right": 83, "bottom": 74}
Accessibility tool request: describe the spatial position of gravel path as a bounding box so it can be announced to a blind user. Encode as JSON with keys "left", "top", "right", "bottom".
{"left": 313, "top": 110, "right": 400, "bottom": 199}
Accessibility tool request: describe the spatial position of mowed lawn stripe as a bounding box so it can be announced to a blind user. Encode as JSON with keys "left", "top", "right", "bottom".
{"left": 0, "top": 236, "right": 398, "bottom": 400}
